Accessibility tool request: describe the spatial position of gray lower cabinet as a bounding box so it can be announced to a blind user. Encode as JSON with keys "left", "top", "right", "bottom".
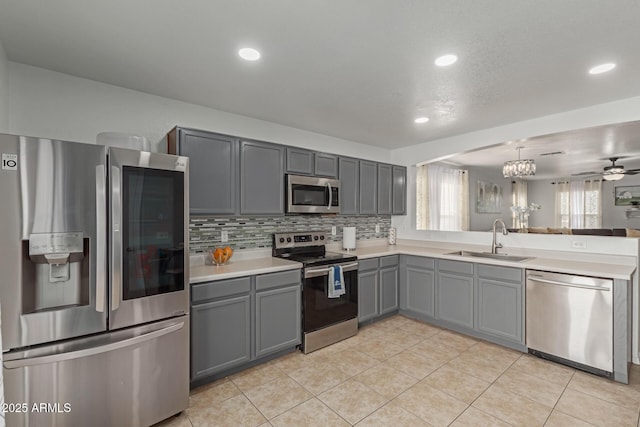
{"left": 240, "top": 140, "right": 285, "bottom": 215}
{"left": 339, "top": 157, "right": 359, "bottom": 215}
{"left": 358, "top": 269, "right": 379, "bottom": 322}
{"left": 476, "top": 265, "right": 524, "bottom": 343}
{"left": 377, "top": 163, "right": 392, "bottom": 215}
{"left": 400, "top": 256, "right": 524, "bottom": 349}
{"left": 379, "top": 256, "right": 399, "bottom": 315}
{"left": 359, "top": 160, "right": 378, "bottom": 214}
{"left": 255, "top": 284, "right": 301, "bottom": 358}
{"left": 190, "top": 269, "right": 301, "bottom": 383}
{"left": 191, "top": 294, "right": 251, "bottom": 380}
{"left": 436, "top": 260, "right": 474, "bottom": 329}
{"left": 167, "top": 127, "right": 237, "bottom": 214}
{"left": 392, "top": 165, "right": 407, "bottom": 215}
{"left": 358, "top": 256, "right": 399, "bottom": 322}
{"left": 399, "top": 256, "right": 435, "bottom": 318}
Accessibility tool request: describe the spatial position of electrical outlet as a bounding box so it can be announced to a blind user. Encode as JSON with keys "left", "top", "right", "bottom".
{"left": 571, "top": 240, "right": 586, "bottom": 249}
{"left": 375, "top": 224, "right": 380, "bottom": 233}
{"left": 331, "top": 226, "right": 336, "bottom": 235}
{"left": 221, "top": 230, "right": 229, "bottom": 242}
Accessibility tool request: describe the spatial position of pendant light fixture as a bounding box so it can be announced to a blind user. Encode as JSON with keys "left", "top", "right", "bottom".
{"left": 503, "top": 147, "right": 536, "bottom": 178}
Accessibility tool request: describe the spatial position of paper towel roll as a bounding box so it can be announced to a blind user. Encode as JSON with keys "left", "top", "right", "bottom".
{"left": 388, "top": 227, "right": 397, "bottom": 245}
{"left": 343, "top": 227, "right": 356, "bottom": 250}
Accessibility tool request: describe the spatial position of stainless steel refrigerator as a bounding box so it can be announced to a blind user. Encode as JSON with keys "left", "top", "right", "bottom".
{"left": 0, "top": 134, "right": 190, "bottom": 426}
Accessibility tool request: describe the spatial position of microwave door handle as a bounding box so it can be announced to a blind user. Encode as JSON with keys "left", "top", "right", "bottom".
{"left": 111, "top": 165, "right": 121, "bottom": 311}
{"left": 95, "top": 165, "right": 106, "bottom": 313}
{"left": 327, "top": 182, "right": 332, "bottom": 210}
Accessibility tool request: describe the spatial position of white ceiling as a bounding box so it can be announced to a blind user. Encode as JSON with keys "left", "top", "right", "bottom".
{"left": 443, "top": 120, "right": 640, "bottom": 180}
{"left": 0, "top": 1, "right": 639, "bottom": 149}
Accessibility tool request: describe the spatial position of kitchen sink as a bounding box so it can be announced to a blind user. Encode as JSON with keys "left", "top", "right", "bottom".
{"left": 446, "top": 250, "right": 531, "bottom": 262}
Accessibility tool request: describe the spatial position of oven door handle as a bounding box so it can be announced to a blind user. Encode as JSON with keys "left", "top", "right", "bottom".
{"left": 305, "top": 262, "right": 358, "bottom": 278}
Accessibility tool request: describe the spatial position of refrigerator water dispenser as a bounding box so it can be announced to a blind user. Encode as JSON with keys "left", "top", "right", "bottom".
{"left": 26, "top": 232, "right": 88, "bottom": 311}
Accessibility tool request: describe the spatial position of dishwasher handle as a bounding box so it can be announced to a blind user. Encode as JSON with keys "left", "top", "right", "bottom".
{"left": 527, "top": 275, "right": 611, "bottom": 292}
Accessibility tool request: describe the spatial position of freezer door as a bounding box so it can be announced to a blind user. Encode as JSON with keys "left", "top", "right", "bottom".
{"left": 0, "top": 134, "right": 108, "bottom": 351}
{"left": 108, "top": 147, "right": 189, "bottom": 330}
{"left": 3, "top": 316, "right": 189, "bottom": 427}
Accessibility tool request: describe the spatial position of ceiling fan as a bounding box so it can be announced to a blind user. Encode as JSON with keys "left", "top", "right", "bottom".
{"left": 572, "top": 157, "right": 640, "bottom": 181}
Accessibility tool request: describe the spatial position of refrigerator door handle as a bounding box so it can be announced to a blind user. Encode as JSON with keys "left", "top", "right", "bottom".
{"left": 95, "top": 165, "right": 106, "bottom": 313}
{"left": 111, "top": 165, "right": 122, "bottom": 311}
{"left": 3, "top": 321, "right": 184, "bottom": 369}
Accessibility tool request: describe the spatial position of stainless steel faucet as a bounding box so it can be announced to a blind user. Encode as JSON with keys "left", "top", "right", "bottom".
{"left": 491, "top": 219, "right": 508, "bottom": 254}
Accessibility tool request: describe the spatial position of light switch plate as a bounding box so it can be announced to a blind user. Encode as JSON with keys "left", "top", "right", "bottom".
{"left": 331, "top": 226, "right": 336, "bottom": 235}
{"left": 221, "top": 230, "right": 229, "bottom": 242}
{"left": 375, "top": 224, "right": 380, "bottom": 233}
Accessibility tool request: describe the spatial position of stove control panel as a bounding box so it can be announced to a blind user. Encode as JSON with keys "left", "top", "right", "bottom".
{"left": 273, "top": 231, "right": 327, "bottom": 249}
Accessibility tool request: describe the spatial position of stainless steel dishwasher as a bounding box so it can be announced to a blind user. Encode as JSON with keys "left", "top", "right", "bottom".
{"left": 526, "top": 270, "right": 613, "bottom": 377}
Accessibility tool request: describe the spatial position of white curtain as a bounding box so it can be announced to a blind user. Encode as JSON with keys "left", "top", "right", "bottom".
{"left": 511, "top": 180, "right": 528, "bottom": 228}
{"left": 416, "top": 164, "right": 469, "bottom": 231}
{"left": 584, "top": 179, "right": 602, "bottom": 228}
{"left": 554, "top": 181, "right": 570, "bottom": 228}
{"left": 569, "top": 180, "right": 585, "bottom": 229}
{"left": 554, "top": 179, "right": 602, "bottom": 228}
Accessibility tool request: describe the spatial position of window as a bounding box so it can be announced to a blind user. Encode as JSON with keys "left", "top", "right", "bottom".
{"left": 554, "top": 179, "right": 602, "bottom": 228}
{"left": 416, "top": 164, "right": 469, "bottom": 231}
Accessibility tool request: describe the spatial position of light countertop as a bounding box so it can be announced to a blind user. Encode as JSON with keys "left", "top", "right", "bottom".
{"left": 190, "top": 257, "right": 302, "bottom": 284}
{"left": 331, "top": 243, "right": 636, "bottom": 281}
{"left": 189, "top": 242, "right": 636, "bottom": 283}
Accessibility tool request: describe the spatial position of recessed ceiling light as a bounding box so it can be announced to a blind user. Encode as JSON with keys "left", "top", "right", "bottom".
{"left": 435, "top": 54, "right": 458, "bottom": 67}
{"left": 238, "top": 48, "right": 261, "bottom": 61}
{"left": 588, "top": 63, "right": 616, "bottom": 74}
{"left": 414, "top": 117, "right": 430, "bottom": 124}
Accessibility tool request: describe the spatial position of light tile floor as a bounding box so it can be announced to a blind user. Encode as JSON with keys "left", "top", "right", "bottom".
{"left": 156, "top": 315, "right": 640, "bottom": 426}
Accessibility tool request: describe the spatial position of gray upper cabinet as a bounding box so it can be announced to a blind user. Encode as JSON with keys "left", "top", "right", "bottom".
{"left": 359, "top": 160, "right": 378, "bottom": 214}
{"left": 167, "top": 127, "right": 237, "bottom": 214}
{"left": 240, "top": 140, "right": 285, "bottom": 215}
{"left": 339, "top": 157, "right": 359, "bottom": 215}
{"left": 377, "top": 164, "right": 392, "bottom": 214}
{"left": 286, "top": 147, "right": 314, "bottom": 175}
{"left": 314, "top": 153, "right": 338, "bottom": 178}
{"left": 392, "top": 166, "right": 407, "bottom": 215}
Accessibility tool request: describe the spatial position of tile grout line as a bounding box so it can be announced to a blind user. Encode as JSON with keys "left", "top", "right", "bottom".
{"left": 445, "top": 348, "right": 523, "bottom": 426}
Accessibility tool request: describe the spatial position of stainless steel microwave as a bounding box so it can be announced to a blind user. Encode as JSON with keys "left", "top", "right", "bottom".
{"left": 286, "top": 174, "right": 340, "bottom": 213}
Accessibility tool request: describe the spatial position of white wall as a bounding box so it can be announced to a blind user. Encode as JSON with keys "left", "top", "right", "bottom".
{"left": 468, "top": 165, "right": 512, "bottom": 231}
{"left": 0, "top": 40, "right": 9, "bottom": 132}
{"left": 5, "top": 62, "right": 391, "bottom": 161}
{"left": 603, "top": 176, "right": 640, "bottom": 229}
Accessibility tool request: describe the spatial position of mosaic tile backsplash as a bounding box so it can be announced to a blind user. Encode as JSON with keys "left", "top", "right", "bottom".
{"left": 189, "top": 215, "right": 391, "bottom": 252}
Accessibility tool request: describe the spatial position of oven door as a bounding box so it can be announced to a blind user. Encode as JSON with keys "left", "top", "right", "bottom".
{"left": 303, "top": 262, "right": 358, "bottom": 333}
{"left": 109, "top": 147, "right": 189, "bottom": 330}
{"left": 287, "top": 174, "right": 340, "bottom": 214}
